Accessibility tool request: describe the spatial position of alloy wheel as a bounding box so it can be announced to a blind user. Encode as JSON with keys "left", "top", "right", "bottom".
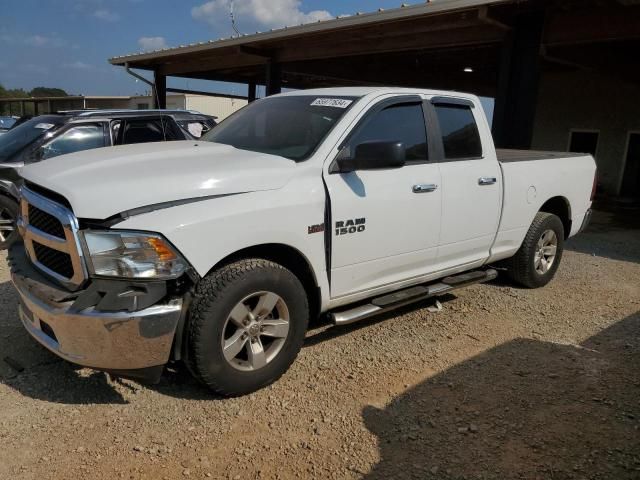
{"left": 534, "top": 229, "right": 558, "bottom": 274}
{"left": 221, "top": 291, "right": 290, "bottom": 371}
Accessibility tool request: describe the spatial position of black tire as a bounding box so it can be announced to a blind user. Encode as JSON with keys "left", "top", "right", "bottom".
{"left": 506, "top": 212, "right": 565, "bottom": 289}
{"left": 186, "top": 258, "right": 309, "bottom": 396}
{"left": 0, "top": 195, "right": 19, "bottom": 250}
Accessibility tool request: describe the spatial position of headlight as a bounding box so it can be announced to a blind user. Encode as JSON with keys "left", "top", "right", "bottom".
{"left": 81, "top": 231, "right": 188, "bottom": 280}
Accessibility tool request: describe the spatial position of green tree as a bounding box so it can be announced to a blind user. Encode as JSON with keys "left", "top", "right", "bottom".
{"left": 29, "top": 87, "right": 68, "bottom": 97}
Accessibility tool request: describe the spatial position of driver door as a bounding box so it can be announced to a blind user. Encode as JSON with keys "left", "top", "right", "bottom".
{"left": 324, "top": 97, "right": 442, "bottom": 299}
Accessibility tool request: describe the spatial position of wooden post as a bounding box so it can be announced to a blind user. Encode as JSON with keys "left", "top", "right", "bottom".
{"left": 248, "top": 82, "right": 257, "bottom": 102}
{"left": 153, "top": 70, "right": 167, "bottom": 109}
{"left": 492, "top": 9, "right": 545, "bottom": 149}
{"left": 265, "top": 61, "right": 282, "bottom": 96}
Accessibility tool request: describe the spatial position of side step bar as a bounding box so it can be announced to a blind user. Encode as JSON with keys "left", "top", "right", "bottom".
{"left": 330, "top": 269, "right": 498, "bottom": 326}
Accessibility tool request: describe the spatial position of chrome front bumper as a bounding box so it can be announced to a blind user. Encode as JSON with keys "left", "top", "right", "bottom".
{"left": 11, "top": 254, "right": 184, "bottom": 373}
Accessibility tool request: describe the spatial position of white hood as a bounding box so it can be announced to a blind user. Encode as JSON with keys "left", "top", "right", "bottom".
{"left": 21, "top": 141, "right": 296, "bottom": 219}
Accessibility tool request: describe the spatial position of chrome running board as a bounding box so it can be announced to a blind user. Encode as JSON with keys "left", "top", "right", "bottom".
{"left": 330, "top": 269, "right": 498, "bottom": 326}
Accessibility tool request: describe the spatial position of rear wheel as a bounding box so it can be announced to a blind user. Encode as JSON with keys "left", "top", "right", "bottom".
{"left": 506, "top": 212, "right": 565, "bottom": 288}
{"left": 0, "top": 196, "right": 19, "bottom": 250}
{"left": 187, "top": 259, "right": 309, "bottom": 396}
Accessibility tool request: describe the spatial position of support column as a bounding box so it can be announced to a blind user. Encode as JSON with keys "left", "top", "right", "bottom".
{"left": 492, "top": 9, "right": 546, "bottom": 149}
{"left": 33, "top": 101, "right": 38, "bottom": 116}
{"left": 248, "top": 82, "right": 257, "bottom": 103}
{"left": 20, "top": 101, "right": 25, "bottom": 116}
{"left": 265, "top": 61, "right": 282, "bottom": 96}
{"left": 153, "top": 70, "right": 167, "bottom": 109}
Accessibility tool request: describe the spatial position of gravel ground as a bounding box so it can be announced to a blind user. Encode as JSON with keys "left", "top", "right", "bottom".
{"left": 1, "top": 210, "right": 639, "bottom": 480}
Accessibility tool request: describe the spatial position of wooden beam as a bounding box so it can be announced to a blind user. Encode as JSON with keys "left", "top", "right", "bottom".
{"left": 275, "top": 26, "right": 504, "bottom": 63}
{"left": 159, "top": 53, "right": 266, "bottom": 76}
{"left": 238, "top": 45, "right": 273, "bottom": 58}
{"left": 166, "top": 87, "right": 247, "bottom": 100}
{"left": 158, "top": 13, "right": 503, "bottom": 77}
{"left": 545, "top": 6, "right": 640, "bottom": 46}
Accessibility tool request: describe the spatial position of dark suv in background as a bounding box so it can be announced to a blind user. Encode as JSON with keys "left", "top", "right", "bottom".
{"left": 0, "top": 109, "right": 217, "bottom": 248}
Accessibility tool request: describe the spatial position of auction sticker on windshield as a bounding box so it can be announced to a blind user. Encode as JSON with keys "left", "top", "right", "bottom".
{"left": 34, "top": 123, "right": 55, "bottom": 130}
{"left": 311, "top": 98, "right": 353, "bottom": 108}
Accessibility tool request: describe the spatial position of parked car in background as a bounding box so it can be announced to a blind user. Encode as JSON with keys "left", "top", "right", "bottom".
{"left": 0, "top": 116, "right": 18, "bottom": 135}
{"left": 0, "top": 109, "right": 217, "bottom": 248}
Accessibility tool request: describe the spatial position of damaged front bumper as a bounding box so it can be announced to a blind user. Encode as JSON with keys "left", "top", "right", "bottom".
{"left": 9, "top": 244, "right": 185, "bottom": 382}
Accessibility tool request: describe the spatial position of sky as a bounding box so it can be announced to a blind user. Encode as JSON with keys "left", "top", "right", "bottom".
{"left": 0, "top": 0, "right": 493, "bottom": 119}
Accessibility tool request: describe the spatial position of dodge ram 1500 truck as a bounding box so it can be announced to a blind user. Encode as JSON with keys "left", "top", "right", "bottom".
{"left": 8, "top": 87, "right": 596, "bottom": 396}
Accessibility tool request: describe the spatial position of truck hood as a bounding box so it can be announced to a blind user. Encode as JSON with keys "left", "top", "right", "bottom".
{"left": 21, "top": 141, "right": 296, "bottom": 219}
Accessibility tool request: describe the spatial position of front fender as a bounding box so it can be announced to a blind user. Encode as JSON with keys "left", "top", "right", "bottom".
{"left": 116, "top": 179, "right": 331, "bottom": 306}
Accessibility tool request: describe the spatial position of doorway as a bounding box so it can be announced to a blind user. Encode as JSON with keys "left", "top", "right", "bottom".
{"left": 620, "top": 132, "right": 640, "bottom": 198}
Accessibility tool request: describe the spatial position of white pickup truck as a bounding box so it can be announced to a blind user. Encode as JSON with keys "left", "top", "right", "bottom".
{"left": 9, "top": 87, "right": 596, "bottom": 395}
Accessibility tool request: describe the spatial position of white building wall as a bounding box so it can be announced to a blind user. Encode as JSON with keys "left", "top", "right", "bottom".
{"left": 532, "top": 71, "right": 640, "bottom": 196}
{"left": 111, "top": 94, "right": 246, "bottom": 120}
{"left": 184, "top": 95, "right": 247, "bottom": 120}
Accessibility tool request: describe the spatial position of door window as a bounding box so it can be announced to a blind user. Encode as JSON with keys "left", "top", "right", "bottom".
{"left": 347, "top": 103, "right": 428, "bottom": 164}
{"left": 621, "top": 133, "right": 640, "bottom": 198}
{"left": 38, "top": 124, "right": 105, "bottom": 160}
{"left": 434, "top": 104, "right": 482, "bottom": 159}
{"left": 568, "top": 130, "right": 599, "bottom": 157}
{"left": 119, "top": 118, "right": 180, "bottom": 144}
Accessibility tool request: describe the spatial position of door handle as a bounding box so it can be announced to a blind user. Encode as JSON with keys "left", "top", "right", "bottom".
{"left": 412, "top": 184, "right": 438, "bottom": 193}
{"left": 478, "top": 177, "right": 497, "bottom": 186}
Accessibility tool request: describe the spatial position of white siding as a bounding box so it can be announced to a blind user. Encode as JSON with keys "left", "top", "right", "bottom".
{"left": 184, "top": 95, "right": 247, "bottom": 120}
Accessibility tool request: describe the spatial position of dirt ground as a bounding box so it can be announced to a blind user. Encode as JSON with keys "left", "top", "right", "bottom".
{"left": 1, "top": 210, "right": 639, "bottom": 480}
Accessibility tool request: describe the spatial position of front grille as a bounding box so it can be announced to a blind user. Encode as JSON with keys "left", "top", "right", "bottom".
{"left": 19, "top": 187, "right": 86, "bottom": 290}
{"left": 28, "top": 205, "right": 66, "bottom": 239}
{"left": 33, "top": 243, "right": 74, "bottom": 279}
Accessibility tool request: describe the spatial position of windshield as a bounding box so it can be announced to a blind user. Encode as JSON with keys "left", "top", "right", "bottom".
{"left": 201, "top": 95, "right": 357, "bottom": 161}
{"left": 0, "top": 115, "right": 65, "bottom": 162}
{"left": 0, "top": 117, "right": 17, "bottom": 130}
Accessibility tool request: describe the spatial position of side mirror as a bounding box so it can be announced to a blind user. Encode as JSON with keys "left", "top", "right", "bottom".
{"left": 336, "top": 141, "right": 406, "bottom": 173}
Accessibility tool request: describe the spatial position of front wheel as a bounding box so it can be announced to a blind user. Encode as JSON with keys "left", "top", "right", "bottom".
{"left": 506, "top": 212, "right": 565, "bottom": 288}
{"left": 186, "top": 259, "right": 309, "bottom": 396}
{"left": 0, "top": 196, "right": 19, "bottom": 250}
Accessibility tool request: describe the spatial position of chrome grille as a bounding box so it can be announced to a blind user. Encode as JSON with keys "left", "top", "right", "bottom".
{"left": 28, "top": 204, "right": 66, "bottom": 239}
{"left": 18, "top": 187, "right": 87, "bottom": 290}
{"left": 33, "top": 243, "right": 75, "bottom": 279}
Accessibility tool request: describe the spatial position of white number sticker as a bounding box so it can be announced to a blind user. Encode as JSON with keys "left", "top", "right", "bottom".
{"left": 311, "top": 98, "right": 353, "bottom": 108}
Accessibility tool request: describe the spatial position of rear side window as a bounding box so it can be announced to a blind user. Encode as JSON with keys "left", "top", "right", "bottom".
{"left": 348, "top": 103, "right": 428, "bottom": 163}
{"left": 177, "top": 120, "right": 216, "bottom": 139}
{"left": 434, "top": 104, "right": 482, "bottom": 159}
{"left": 119, "top": 118, "right": 181, "bottom": 145}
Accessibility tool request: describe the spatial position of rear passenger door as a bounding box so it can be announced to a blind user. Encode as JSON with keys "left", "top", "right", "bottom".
{"left": 430, "top": 98, "right": 501, "bottom": 270}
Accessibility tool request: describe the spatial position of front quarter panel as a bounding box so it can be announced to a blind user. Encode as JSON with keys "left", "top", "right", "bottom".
{"left": 117, "top": 166, "right": 329, "bottom": 303}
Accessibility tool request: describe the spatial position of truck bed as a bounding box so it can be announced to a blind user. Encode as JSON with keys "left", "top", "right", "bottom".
{"left": 497, "top": 149, "right": 586, "bottom": 163}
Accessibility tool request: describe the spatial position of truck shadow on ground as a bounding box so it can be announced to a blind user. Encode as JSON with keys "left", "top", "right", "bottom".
{"left": 362, "top": 311, "right": 640, "bottom": 480}
{"left": 0, "top": 290, "right": 460, "bottom": 404}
